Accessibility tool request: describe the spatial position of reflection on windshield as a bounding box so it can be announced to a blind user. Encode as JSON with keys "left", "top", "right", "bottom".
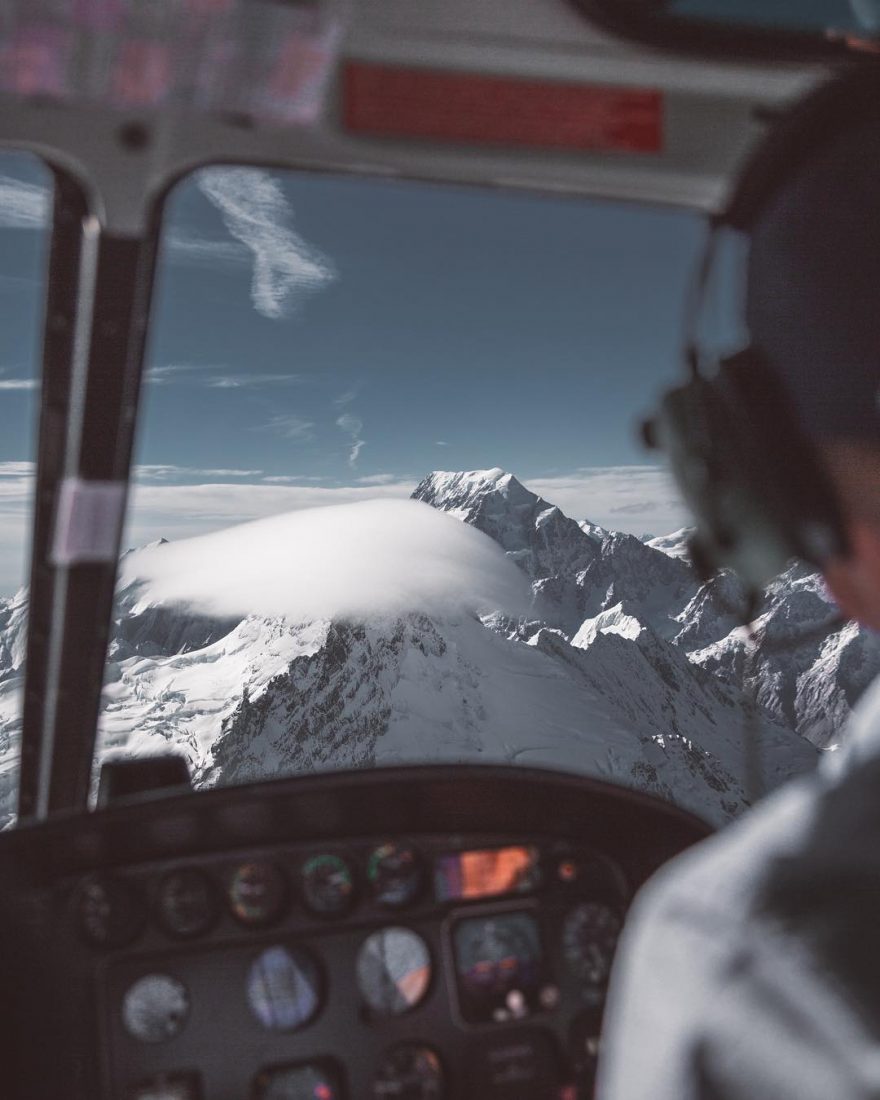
{"left": 0, "top": 153, "right": 51, "bottom": 829}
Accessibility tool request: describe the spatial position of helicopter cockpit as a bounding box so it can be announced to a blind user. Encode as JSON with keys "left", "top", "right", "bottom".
{"left": 0, "top": 2, "right": 866, "bottom": 1098}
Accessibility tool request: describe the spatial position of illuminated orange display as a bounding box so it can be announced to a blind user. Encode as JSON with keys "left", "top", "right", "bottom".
{"left": 435, "top": 846, "right": 540, "bottom": 902}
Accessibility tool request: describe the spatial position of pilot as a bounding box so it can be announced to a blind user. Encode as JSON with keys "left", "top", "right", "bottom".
{"left": 598, "top": 70, "right": 880, "bottom": 1098}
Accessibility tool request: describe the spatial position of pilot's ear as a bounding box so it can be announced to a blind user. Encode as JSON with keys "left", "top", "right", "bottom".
{"left": 823, "top": 518, "right": 880, "bottom": 631}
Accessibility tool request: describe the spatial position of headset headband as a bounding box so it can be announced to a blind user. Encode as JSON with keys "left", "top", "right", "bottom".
{"left": 724, "top": 65, "right": 880, "bottom": 232}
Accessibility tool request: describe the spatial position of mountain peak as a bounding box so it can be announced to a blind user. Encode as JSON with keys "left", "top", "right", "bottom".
{"left": 413, "top": 468, "right": 521, "bottom": 508}
{"left": 413, "top": 468, "right": 600, "bottom": 583}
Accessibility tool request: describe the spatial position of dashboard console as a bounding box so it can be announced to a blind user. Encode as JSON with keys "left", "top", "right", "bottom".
{"left": 0, "top": 765, "right": 711, "bottom": 1099}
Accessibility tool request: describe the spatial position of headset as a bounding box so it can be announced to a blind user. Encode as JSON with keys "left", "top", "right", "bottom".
{"left": 642, "top": 65, "right": 880, "bottom": 607}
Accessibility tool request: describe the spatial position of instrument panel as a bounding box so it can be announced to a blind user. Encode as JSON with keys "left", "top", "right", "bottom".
{"left": 86, "top": 837, "right": 625, "bottom": 1098}
{"left": 0, "top": 765, "right": 711, "bottom": 1100}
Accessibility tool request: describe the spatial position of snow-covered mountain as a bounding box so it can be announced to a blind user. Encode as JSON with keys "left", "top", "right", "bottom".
{"left": 0, "top": 467, "right": 876, "bottom": 830}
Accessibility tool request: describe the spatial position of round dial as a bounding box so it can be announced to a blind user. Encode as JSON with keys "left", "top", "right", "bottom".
{"left": 357, "top": 927, "right": 432, "bottom": 1016}
{"left": 156, "top": 868, "right": 218, "bottom": 939}
{"left": 367, "top": 844, "right": 423, "bottom": 909}
{"left": 77, "top": 874, "right": 144, "bottom": 948}
{"left": 254, "top": 1060, "right": 343, "bottom": 1099}
{"left": 373, "top": 1045, "right": 445, "bottom": 1099}
{"left": 452, "top": 911, "right": 544, "bottom": 1022}
{"left": 247, "top": 945, "right": 322, "bottom": 1032}
{"left": 301, "top": 853, "right": 355, "bottom": 916}
{"left": 122, "top": 974, "right": 189, "bottom": 1043}
{"left": 227, "top": 861, "right": 287, "bottom": 927}
{"left": 562, "top": 902, "right": 622, "bottom": 987}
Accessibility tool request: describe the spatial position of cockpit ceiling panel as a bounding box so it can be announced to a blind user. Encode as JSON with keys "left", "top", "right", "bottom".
{"left": 0, "top": 0, "right": 825, "bottom": 231}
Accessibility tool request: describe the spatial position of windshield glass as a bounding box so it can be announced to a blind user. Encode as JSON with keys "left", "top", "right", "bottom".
{"left": 28, "top": 166, "right": 874, "bottom": 828}
{"left": 0, "top": 153, "right": 52, "bottom": 829}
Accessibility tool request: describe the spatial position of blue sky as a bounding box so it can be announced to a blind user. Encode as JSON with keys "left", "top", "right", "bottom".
{"left": 0, "top": 152, "right": 705, "bottom": 594}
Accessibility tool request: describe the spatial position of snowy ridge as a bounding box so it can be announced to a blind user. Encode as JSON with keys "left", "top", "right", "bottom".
{"left": 0, "top": 467, "right": 874, "bottom": 830}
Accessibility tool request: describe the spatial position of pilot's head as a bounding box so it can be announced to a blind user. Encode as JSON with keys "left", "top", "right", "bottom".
{"left": 647, "top": 69, "right": 880, "bottom": 619}
{"left": 744, "top": 86, "right": 880, "bottom": 627}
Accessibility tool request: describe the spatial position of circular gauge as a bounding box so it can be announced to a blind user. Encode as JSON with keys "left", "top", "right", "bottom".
{"left": 367, "top": 844, "right": 423, "bottom": 909}
{"left": 254, "top": 1060, "right": 343, "bottom": 1100}
{"left": 247, "top": 945, "right": 322, "bottom": 1031}
{"left": 452, "top": 912, "right": 543, "bottom": 1022}
{"left": 228, "top": 861, "right": 287, "bottom": 927}
{"left": 562, "top": 902, "right": 623, "bottom": 987}
{"left": 122, "top": 974, "right": 189, "bottom": 1043}
{"left": 77, "top": 874, "right": 144, "bottom": 948}
{"left": 373, "top": 1045, "right": 445, "bottom": 1099}
{"left": 357, "top": 927, "right": 432, "bottom": 1016}
{"left": 156, "top": 868, "right": 218, "bottom": 939}
{"left": 301, "top": 853, "right": 355, "bottom": 916}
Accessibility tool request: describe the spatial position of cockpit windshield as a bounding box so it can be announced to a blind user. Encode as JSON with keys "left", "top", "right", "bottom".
{"left": 2, "top": 164, "right": 867, "bottom": 830}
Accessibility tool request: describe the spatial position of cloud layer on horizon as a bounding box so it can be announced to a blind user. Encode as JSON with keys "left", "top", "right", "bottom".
{"left": 0, "top": 463, "right": 690, "bottom": 596}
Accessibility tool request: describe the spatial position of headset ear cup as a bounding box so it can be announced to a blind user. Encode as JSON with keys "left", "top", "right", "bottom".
{"left": 645, "top": 349, "right": 848, "bottom": 592}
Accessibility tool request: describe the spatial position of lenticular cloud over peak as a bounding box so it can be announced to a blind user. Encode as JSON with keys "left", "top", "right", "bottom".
{"left": 123, "top": 499, "right": 531, "bottom": 622}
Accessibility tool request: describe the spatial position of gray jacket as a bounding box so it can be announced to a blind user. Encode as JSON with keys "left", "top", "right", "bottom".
{"left": 599, "top": 675, "right": 880, "bottom": 1099}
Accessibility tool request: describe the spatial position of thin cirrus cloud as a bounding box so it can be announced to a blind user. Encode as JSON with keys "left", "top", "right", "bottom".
{"left": 134, "top": 465, "right": 264, "bottom": 481}
{"left": 336, "top": 412, "right": 365, "bottom": 467}
{"left": 356, "top": 473, "right": 402, "bottom": 486}
{"left": 0, "top": 174, "right": 50, "bottom": 230}
{"left": 0, "top": 378, "right": 38, "bottom": 391}
{"left": 260, "top": 414, "right": 316, "bottom": 441}
{"left": 196, "top": 168, "right": 336, "bottom": 320}
{"left": 146, "top": 363, "right": 302, "bottom": 389}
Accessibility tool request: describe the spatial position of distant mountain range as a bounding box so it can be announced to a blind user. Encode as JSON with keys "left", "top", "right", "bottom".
{"left": 1, "top": 468, "right": 876, "bottom": 830}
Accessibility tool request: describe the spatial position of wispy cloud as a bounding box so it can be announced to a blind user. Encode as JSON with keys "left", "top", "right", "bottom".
{"left": 435, "top": 441, "right": 450, "bottom": 447}
{"left": 134, "top": 465, "right": 264, "bottom": 481}
{"left": 334, "top": 388, "right": 358, "bottom": 407}
{"left": 260, "top": 414, "right": 315, "bottom": 441}
{"left": 356, "top": 473, "right": 401, "bottom": 486}
{"left": 145, "top": 363, "right": 222, "bottom": 385}
{"left": 336, "top": 412, "right": 365, "bottom": 467}
{"left": 197, "top": 168, "right": 336, "bottom": 319}
{"left": 0, "top": 174, "right": 49, "bottom": 230}
{"left": 0, "top": 378, "right": 37, "bottom": 391}
{"left": 262, "top": 475, "right": 330, "bottom": 484}
{"left": 145, "top": 363, "right": 302, "bottom": 389}
{"left": 164, "top": 230, "right": 246, "bottom": 268}
{"left": 205, "top": 373, "right": 303, "bottom": 389}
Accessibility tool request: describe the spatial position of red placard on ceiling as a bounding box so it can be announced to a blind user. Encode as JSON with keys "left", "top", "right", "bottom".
{"left": 343, "top": 60, "right": 663, "bottom": 154}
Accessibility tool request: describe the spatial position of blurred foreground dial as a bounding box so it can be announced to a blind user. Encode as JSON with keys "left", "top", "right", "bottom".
{"left": 373, "top": 1045, "right": 445, "bottom": 1099}
{"left": 247, "top": 945, "right": 322, "bottom": 1031}
{"left": 77, "top": 874, "right": 144, "bottom": 948}
{"left": 357, "top": 927, "right": 431, "bottom": 1016}
{"left": 254, "top": 1060, "right": 343, "bottom": 1100}
{"left": 228, "top": 861, "right": 287, "bottom": 927}
{"left": 122, "top": 974, "right": 189, "bottom": 1043}
{"left": 156, "top": 868, "right": 218, "bottom": 938}
{"left": 301, "top": 853, "right": 355, "bottom": 916}
{"left": 562, "top": 902, "right": 622, "bottom": 987}
{"left": 368, "top": 844, "right": 423, "bottom": 908}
